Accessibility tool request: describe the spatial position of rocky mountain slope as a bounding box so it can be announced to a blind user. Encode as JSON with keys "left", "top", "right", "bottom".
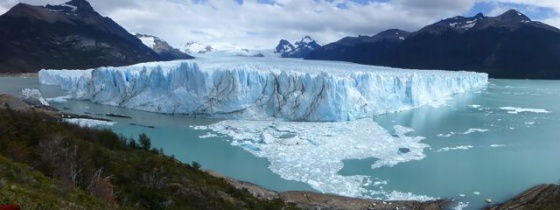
{"left": 275, "top": 36, "right": 321, "bottom": 58}
{"left": 306, "top": 10, "right": 560, "bottom": 79}
{"left": 135, "top": 33, "right": 193, "bottom": 60}
{"left": 487, "top": 184, "right": 560, "bottom": 209}
{"left": 0, "top": 0, "right": 165, "bottom": 73}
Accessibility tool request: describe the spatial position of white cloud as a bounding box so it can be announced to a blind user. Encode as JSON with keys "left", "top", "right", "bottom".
{"left": 2, "top": 0, "right": 560, "bottom": 49}
{"left": 479, "top": 0, "right": 560, "bottom": 11}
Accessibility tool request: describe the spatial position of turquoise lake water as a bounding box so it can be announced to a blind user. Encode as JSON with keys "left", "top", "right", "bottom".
{"left": 2, "top": 76, "right": 559, "bottom": 209}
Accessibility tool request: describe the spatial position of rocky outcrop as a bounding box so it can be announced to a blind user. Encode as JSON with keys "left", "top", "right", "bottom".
{"left": 0, "top": 94, "right": 31, "bottom": 110}
{"left": 208, "top": 170, "right": 450, "bottom": 210}
{"left": 487, "top": 184, "right": 560, "bottom": 210}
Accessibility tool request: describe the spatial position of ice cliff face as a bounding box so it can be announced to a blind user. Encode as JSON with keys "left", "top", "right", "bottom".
{"left": 39, "top": 58, "right": 488, "bottom": 121}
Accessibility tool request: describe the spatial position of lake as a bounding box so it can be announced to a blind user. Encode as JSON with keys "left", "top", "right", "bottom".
{"left": 2, "top": 76, "right": 559, "bottom": 209}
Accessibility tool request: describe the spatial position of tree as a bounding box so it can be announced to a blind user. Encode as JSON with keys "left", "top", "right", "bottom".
{"left": 192, "top": 161, "right": 201, "bottom": 170}
{"left": 138, "top": 133, "right": 151, "bottom": 150}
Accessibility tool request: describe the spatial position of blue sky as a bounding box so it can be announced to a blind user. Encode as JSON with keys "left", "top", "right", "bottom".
{"left": 2, "top": 0, "right": 560, "bottom": 49}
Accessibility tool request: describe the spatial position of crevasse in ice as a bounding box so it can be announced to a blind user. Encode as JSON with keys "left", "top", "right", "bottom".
{"left": 39, "top": 57, "right": 488, "bottom": 121}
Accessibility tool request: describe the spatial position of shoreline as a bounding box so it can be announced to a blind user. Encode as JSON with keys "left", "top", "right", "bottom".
{"left": 208, "top": 170, "right": 451, "bottom": 210}
{"left": 2, "top": 92, "right": 558, "bottom": 209}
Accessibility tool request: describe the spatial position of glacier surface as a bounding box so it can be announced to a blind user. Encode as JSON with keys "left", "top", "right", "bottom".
{"left": 39, "top": 57, "right": 488, "bottom": 121}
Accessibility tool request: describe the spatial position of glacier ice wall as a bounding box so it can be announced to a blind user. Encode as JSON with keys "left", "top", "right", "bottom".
{"left": 39, "top": 58, "right": 488, "bottom": 121}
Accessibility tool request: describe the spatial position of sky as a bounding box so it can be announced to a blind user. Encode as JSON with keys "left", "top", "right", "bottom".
{"left": 1, "top": 0, "right": 560, "bottom": 50}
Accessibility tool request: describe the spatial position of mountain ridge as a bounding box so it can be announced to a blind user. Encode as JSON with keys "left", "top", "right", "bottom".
{"left": 274, "top": 36, "right": 321, "bottom": 58}
{"left": 135, "top": 33, "right": 194, "bottom": 60}
{"left": 0, "top": 0, "right": 179, "bottom": 73}
{"left": 306, "top": 9, "right": 560, "bottom": 79}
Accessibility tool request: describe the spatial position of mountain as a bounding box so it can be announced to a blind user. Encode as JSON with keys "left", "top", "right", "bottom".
{"left": 306, "top": 10, "right": 560, "bottom": 79}
{"left": 184, "top": 41, "right": 264, "bottom": 57}
{"left": 135, "top": 33, "right": 193, "bottom": 60}
{"left": 184, "top": 41, "right": 215, "bottom": 54}
{"left": 274, "top": 39, "right": 295, "bottom": 55}
{"left": 306, "top": 29, "right": 410, "bottom": 64}
{"left": 0, "top": 0, "right": 163, "bottom": 73}
{"left": 274, "top": 36, "right": 321, "bottom": 58}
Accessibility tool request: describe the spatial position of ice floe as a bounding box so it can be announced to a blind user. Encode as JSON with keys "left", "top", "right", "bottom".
{"left": 201, "top": 118, "right": 432, "bottom": 199}
{"left": 489, "top": 144, "right": 506, "bottom": 148}
{"left": 437, "top": 145, "right": 474, "bottom": 152}
{"left": 63, "top": 118, "right": 115, "bottom": 127}
{"left": 463, "top": 128, "right": 489, "bottom": 134}
{"left": 499, "top": 106, "right": 551, "bottom": 114}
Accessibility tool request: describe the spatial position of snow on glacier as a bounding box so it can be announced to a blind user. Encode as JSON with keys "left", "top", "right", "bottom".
{"left": 39, "top": 57, "right": 488, "bottom": 122}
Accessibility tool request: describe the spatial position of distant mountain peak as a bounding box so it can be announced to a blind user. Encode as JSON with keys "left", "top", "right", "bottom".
{"left": 497, "top": 9, "right": 531, "bottom": 22}
{"left": 136, "top": 33, "right": 193, "bottom": 60}
{"left": 43, "top": 0, "right": 96, "bottom": 17}
{"left": 275, "top": 36, "right": 321, "bottom": 58}
{"left": 184, "top": 41, "right": 215, "bottom": 54}
{"left": 474, "top": 12, "right": 485, "bottom": 19}
{"left": 274, "top": 39, "right": 295, "bottom": 54}
{"left": 298, "top": 36, "right": 314, "bottom": 45}
{"left": 66, "top": 0, "right": 94, "bottom": 12}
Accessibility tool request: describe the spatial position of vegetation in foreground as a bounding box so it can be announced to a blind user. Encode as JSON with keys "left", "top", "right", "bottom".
{"left": 0, "top": 104, "right": 293, "bottom": 209}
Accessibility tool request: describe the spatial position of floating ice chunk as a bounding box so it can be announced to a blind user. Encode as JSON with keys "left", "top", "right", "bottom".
{"left": 386, "top": 191, "right": 437, "bottom": 201}
{"left": 203, "top": 118, "right": 429, "bottom": 198}
{"left": 373, "top": 180, "right": 388, "bottom": 186}
{"left": 473, "top": 191, "right": 480, "bottom": 195}
{"left": 438, "top": 128, "right": 488, "bottom": 138}
{"left": 489, "top": 144, "right": 506, "bottom": 148}
{"left": 21, "top": 88, "right": 49, "bottom": 106}
{"left": 437, "top": 145, "right": 473, "bottom": 152}
{"left": 46, "top": 95, "right": 72, "bottom": 103}
{"left": 192, "top": 125, "right": 208, "bottom": 130}
{"left": 437, "top": 132, "right": 455, "bottom": 138}
{"left": 453, "top": 201, "right": 469, "bottom": 210}
{"left": 463, "top": 128, "right": 489, "bottom": 134}
{"left": 199, "top": 132, "right": 218, "bottom": 138}
{"left": 63, "top": 118, "right": 115, "bottom": 127}
{"left": 499, "top": 106, "right": 551, "bottom": 114}
{"left": 467, "top": 104, "right": 481, "bottom": 108}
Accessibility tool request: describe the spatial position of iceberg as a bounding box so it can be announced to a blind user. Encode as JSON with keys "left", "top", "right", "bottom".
{"left": 21, "top": 88, "right": 49, "bottom": 106}
{"left": 39, "top": 57, "right": 487, "bottom": 121}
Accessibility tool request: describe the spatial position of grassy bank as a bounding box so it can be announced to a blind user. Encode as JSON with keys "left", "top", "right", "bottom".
{"left": 0, "top": 105, "right": 293, "bottom": 209}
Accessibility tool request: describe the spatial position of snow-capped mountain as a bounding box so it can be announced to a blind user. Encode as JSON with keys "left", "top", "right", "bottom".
{"left": 0, "top": 0, "right": 163, "bottom": 73}
{"left": 274, "top": 36, "right": 321, "bottom": 58}
{"left": 184, "top": 41, "right": 215, "bottom": 54}
{"left": 184, "top": 41, "right": 264, "bottom": 57}
{"left": 136, "top": 33, "right": 193, "bottom": 60}
{"left": 307, "top": 9, "right": 560, "bottom": 79}
{"left": 274, "top": 39, "right": 295, "bottom": 54}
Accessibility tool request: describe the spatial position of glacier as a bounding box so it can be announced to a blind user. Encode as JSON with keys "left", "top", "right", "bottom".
{"left": 39, "top": 57, "right": 488, "bottom": 122}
